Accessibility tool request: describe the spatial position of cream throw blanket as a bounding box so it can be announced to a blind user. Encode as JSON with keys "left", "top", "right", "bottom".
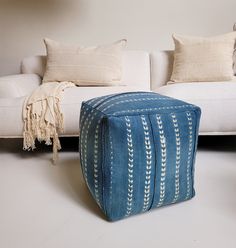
{"left": 23, "top": 82, "right": 75, "bottom": 164}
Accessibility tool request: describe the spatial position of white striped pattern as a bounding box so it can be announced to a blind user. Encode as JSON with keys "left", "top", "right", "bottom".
{"left": 79, "top": 106, "right": 89, "bottom": 129}
{"left": 80, "top": 108, "right": 92, "bottom": 181}
{"left": 185, "top": 111, "right": 193, "bottom": 200}
{"left": 96, "top": 92, "right": 160, "bottom": 110}
{"left": 109, "top": 128, "right": 114, "bottom": 202}
{"left": 156, "top": 115, "right": 167, "bottom": 207}
{"left": 79, "top": 104, "right": 85, "bottom": 126}
{"left": 93, "top": 118, "right": 102, "bottom": 206}
{"left": 141, "top": 115, "right": 152, "bottom": 212}
{"left": 125, "top": 116, "right": 134, "bottom": 216}
{"left": 79, "top": 106, "right": 87, "bottom": 166}
{"left": 85, "top": 95, "right": 101, "bottom": 105}
{"left": 101, "top": 97, "right": 169, "bottom": 112}
{"left": 171, "top": 114, "right": 181, "bottom": 203}
{"left": 81, "top": 109, "right": 96, "bottom": 185}
{"left": 113, "top": 104, "right": 194, "bottom": 115}
{"left": 90, "top": 94, "right": 114, "bottom": 107}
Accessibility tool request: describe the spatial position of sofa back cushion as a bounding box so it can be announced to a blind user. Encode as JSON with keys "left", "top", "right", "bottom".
{"left": 21, "top": 51, "right": 150, "bottom": 90}
{"left": 150, "top": 51, "right": 174, "bottom": 91}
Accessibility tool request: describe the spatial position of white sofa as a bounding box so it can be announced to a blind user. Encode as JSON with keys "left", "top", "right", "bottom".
{"left": 1, "top": 50, "right": 236, "bottom": 138}
{"left": 0, "top": 51, "right": 150, "bottom": 137}
{"left": 151, "top": 51, "right": 236, "bottom": 135}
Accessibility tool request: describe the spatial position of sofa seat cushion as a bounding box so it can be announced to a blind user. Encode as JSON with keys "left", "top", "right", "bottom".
{"left": 0, "top": 86, "right": 150, "bottom": 137}
{"left": 61, "top": 86, "right": 151, "bottom": 135}
{"left": 156, "top": 79, "right": 236, "bottom": 134}
{"left": 0, "top": 74, "right": 41, "bottom": 98}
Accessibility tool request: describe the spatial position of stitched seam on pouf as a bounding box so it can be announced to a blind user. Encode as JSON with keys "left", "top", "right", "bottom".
{"left": 141, "top": 115, "right": 152, "bottom": 212}
{"left": 190, "top": 109, "right": 201, "bottom": 198}
{"left": 147, "top": 114, "right": 158, "bottom": 211}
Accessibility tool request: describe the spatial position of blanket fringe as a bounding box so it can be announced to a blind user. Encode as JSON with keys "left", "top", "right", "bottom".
{"left": 23, "top": 82, "right": 75, "bottom": 164}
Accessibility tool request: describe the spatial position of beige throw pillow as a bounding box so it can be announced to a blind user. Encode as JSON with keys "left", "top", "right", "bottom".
{"left": 170, "top": 32, "right": 236, "bottom": 83}
{"left": 43, "top": 38, "right": 127, "bottom": 86}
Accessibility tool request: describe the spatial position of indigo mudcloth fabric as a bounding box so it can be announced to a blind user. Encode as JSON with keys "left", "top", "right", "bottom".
{"left": 79, "top": 92, "right": 201, "bottom": 221}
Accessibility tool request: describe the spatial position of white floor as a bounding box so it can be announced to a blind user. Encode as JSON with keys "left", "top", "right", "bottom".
{"left": 0, "top": 137, "right": 236, "bottom": 248}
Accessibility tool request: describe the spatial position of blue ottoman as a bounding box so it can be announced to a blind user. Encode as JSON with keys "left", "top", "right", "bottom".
{"left": 79, "top": 92, "right": 201, "bottom": 221}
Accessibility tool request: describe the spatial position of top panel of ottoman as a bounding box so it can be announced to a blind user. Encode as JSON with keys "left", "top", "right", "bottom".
{"left": 82, "top": 91, "right": 199, "bottom": 116}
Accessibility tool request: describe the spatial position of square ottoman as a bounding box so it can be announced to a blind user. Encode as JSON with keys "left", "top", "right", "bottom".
{"left": 79, "top": 92, "right": 201, "bottom": 221}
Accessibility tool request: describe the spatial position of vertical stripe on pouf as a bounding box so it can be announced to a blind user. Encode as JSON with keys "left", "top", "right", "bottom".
{"left": 140, "top": 115, "right": 153, "bottom": 212}
{"left": 171, "top": 113, "right": 181, "bottom": 203}
{"left": 185, "top": 111, "right": 194, "bottom": 200}
{"left": 155, "top": 114, "right": 167, "bottom": 207}
{"left": 125, "top": 116, "right": 134, "bottom": 216}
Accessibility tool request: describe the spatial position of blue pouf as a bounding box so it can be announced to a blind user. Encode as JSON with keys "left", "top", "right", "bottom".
{"left": 79, "top": 92, "right": 201, "bottom": 221}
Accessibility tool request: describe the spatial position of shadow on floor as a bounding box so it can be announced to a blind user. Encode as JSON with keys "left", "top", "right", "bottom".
{"left": 0, "top": 137, "right": 107, "bottom": 220}
{"left": 57, "top": 157, "right": 106, "bottom": 221}
{"left": 0, "top": 135, "right": 235, "bottom": 221}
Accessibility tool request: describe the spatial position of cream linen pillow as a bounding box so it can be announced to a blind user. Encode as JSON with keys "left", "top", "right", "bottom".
{"left": 170, "top": 32, "right": 236, "bottom": 83}
{"left": 43, "top": 38, "right": 127, "bottom": 86}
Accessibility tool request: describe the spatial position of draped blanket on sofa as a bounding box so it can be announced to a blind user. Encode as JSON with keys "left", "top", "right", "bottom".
{"left": 23, "top": 82, "right": 75, "bottom": 164}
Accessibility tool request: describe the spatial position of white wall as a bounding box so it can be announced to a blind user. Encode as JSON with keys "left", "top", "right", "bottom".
{"left": 0, "top": 0, "right": 235, "bottom": 76}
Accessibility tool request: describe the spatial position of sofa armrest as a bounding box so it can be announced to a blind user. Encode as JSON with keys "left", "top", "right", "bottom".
{"left": 150, "top": 50, "right": 174, "bottom": 91}
{"left": 0, "top": 74, "right": 41, "bottom": 98}
{"left": 21, "top": 55, "right": 46, "bottom": 78}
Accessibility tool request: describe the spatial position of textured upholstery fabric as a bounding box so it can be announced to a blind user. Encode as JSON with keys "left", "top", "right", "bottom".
{"left": 43, "top": 38, "right": 126, "bottom": 85}
{"left": 171, "top": 32, "right": 236, "bottom": 82}
{"left": 79, "top": 92, "right": 201, "bottom": 221}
